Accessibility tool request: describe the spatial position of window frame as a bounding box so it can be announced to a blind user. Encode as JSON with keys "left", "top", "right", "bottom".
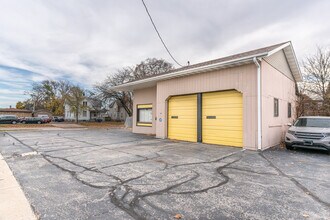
{"left": 274, "top": 98, "right": 279, "bottom": 117}
{"left": 288, "top": 102, "right": 292, "bottom": 118}
{"left": 136, "top": 104, "right": 152, "bottom": 127}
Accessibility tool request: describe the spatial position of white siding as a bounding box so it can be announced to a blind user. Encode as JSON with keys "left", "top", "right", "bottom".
{"left": 264, "top": 50, "right": 294, "bottom": 80}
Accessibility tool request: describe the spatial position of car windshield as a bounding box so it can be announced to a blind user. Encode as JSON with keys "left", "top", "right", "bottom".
{"left": 294, "top": 118, "right": 330, "bottom": 128}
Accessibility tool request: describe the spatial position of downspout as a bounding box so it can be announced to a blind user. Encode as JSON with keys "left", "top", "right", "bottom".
{"left": 253, "top": 57, "right": 262, "bottom": 151}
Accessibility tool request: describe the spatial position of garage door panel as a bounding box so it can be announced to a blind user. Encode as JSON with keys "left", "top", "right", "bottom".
{"left": 203, "top": 138, "right": 243, "bottom": 147}
{"left": 202, "top": 90, "right": 243, "bottom": 147}
{"left": 203, "top": 120, "right": 243, "bottom": 127}
{"left": 168, "top": 94, "right": 197, "bottom": 142}
{"left": 203, "top": 130, "right": 243, "bottom": 138}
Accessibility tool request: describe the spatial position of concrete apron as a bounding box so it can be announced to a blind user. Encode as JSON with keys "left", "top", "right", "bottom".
{"left": 0, "top": 153, "right": 36, "bottom": 220}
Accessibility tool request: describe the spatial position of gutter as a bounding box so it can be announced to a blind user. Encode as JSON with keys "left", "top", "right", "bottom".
{"left": 253, "top": 57, "right": 262, "bottom": 151}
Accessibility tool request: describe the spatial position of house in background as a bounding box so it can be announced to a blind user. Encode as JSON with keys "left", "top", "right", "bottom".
{"left": 111, "top": 42, "right": 302, "bottom": 151}
{"left": 33, "top": 109, "right": 53, "bottom": 118}
{"left": 64, "top": 98, "right": 106, "bottom": 121}
{"left": 106, "top": 100, "right": 128, "bottom": 121}
{"left": 0, "top": 108, "right": 32, "bottom": 117}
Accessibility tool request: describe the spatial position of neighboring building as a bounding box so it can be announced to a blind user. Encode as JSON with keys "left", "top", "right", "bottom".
{"left": 64, "top": 98, "right": 105, "bottom": 121}
{"left": 107, "top": 101, "right": 128, "bottom": 121}
{"left": 112, "top": 42, "right": 302, "bottom": 151}
{"left": 33, "top": 109, "right": 53, "bottom": 118}
{"left": 0, "top": 108, "right": 32, "bottom": 117}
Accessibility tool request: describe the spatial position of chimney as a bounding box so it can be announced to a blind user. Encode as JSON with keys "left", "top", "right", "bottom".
{"left": 9, "top": 105, "right": 12, "bottom": 109}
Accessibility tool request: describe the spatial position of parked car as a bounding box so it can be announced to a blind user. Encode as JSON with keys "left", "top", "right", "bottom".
{"left": 41, "top": 116, "right": 52, "bottom": 123}
{"left": 0, "top": 115, "right": 19, "bottom": 124}
{"left": 94, "top": 118, "right": 103, "bottom": 122}
{"left": 21, "top": 117, "right": 44, "bottom": 124}
{"left": 285, "top": 116, "right": 330, "bottom": 152}
{"left": 53, "top": 116, "right": 64, "bottom": 122}
{"left": 18, "top": 117, "right": 26, "bottom": 123}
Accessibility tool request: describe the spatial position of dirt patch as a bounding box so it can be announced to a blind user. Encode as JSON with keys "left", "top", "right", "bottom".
{"left": 78, "top": 121, "right": 124, "bottom": 128}
{"left": 0, "top": 124, "right": 53, "bottom": 128}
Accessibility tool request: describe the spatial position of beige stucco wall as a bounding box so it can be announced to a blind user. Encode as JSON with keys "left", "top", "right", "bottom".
{"left": 156, "top": 64, "right": 258, "bottom": 150}
{"left": 261, "top": 59, "right": 296, "bottom": 149}
{"left": 132, "top": 86, "right": 157, "bottom": 135}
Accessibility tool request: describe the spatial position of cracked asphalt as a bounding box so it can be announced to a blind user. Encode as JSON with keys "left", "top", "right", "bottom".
{"left": 0, "top": 129, "right": 329, "bottom": 220}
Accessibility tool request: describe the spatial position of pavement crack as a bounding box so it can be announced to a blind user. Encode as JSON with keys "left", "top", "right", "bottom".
{"left": 260, "top": 152, "right": 330, "bottom": 208}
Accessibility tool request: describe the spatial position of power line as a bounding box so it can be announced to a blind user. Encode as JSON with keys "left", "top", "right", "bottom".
{"left": 141, "top": 0, "right": 183, "bottom": 67}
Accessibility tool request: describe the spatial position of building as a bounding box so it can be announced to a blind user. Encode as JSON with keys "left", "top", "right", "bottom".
{"left": 64, "top": 98, "right": 106, "bottom": 121}
{"left": 112, "top": 42, "right": 302, "bottom": 151}
{"left": 33, "top": 109, "right": 53, "bottom": 118}
{"left": 0, "top": 108, "right": 32, "bottom": 117}
{"left": 107, "top": 101, "right": 129, "bottom": 121}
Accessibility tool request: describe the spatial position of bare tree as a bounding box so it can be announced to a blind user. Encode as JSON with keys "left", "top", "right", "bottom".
{"left": 65, "top": 85, "right": 86, "bottom": 123}
{"left": 297, "top": 47, "right": 330, "bottom": 116}
{"left": 95, "top": 58, "right": 174, "bottom": 116}
{"left": 302, "top": 47, "right": 330, "bottom": 99}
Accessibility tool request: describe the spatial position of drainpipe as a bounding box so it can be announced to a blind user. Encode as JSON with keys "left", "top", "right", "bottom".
{"left": 253, "top": 57, "right": 262, "bottom": 151}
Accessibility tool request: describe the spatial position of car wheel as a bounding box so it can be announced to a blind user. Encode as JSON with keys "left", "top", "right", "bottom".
{"left": 12, "top": 121, "right": 17, "bottom": 124}
{"left": 37, "top": 121, "right": 41, "bottom": 124}
{"left": 286, "top": 144, "right": 294, "bottom": 150}
{"left": 22, "top": 121, "right": 26, "bottom": 124}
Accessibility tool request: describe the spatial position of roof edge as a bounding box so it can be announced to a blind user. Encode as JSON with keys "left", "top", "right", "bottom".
{"left": 111, "top": 51, "right": 269, "bottom": 91}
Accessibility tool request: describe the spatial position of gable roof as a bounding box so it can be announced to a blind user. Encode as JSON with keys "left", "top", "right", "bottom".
{"left": 112, "top": 41, "right": 302, "bottom": 91}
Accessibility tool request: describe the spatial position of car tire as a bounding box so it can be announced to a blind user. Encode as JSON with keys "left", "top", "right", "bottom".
{"left": 38, "top": 121, "right": 41, "bottom": 124}
{"left": 22, "top": 121, "right": 26, "bottom": 124}
{"left": 12, "top": 121, "right": 17, "bottom": 124}
{"left": 286, "top": 144, "right": 294, "bottom": 150}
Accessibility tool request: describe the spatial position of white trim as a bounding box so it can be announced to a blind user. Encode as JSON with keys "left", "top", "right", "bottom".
{"left": 111, "top": 42, "right": 302, "bottom": 91}
{"left": 267, "top": 42, "right": 291, "bottom": 56}
{"left": 111, "top": 52, "right": 269, "bottom": 91}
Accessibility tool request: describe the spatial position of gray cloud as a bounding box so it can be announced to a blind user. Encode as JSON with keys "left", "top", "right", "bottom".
{"left": 0, "top": 0, "right": 329, "bottom": 107}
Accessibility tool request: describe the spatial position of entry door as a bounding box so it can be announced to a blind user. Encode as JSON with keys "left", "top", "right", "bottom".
{"left": 168, "top": 94, "right": 197, "bottom": 142}
{"left": 202, "top": 90, "right": 243, "bottom": 147}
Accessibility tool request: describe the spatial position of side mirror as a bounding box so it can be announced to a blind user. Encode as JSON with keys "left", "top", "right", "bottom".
{"left": 287, "top": 123, "right": 292, "bottom": 127}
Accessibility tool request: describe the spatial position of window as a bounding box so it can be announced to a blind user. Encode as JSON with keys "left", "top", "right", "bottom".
{"left": 288, "top": 103, "right": 292, "bottom": 118}
{"left": 137, "top": 104, "right": 152, "bottom": 126}
{"left": 83, "top": 101, "right": 87, "bottom": 107}
{"left": 83, "top": 111, "right": 87, "bottom": 117}
{"left": 294, "top": 118, "right": 330, "bottom": 128}
{"left": 274, "top": 98, "right": 279, "bottom": 117}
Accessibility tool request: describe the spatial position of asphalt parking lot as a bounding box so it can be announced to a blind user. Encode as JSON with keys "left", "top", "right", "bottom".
{"left": 0, "top": 129, "right": 329, "bottom": 220}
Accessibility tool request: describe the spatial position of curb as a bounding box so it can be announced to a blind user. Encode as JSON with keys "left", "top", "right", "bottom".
{"left": 0, "top": 153, "right": 36, "bottom": 220}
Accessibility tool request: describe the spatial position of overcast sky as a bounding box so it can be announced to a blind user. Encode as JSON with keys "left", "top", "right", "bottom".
{"left": 0, "top": 0, "right": 329, "bottom": 107}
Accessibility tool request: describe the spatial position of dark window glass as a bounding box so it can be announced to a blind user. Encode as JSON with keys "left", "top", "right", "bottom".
{"left": 274, "top": 98, "right": 279, "bottom": 117}
{"left": 294, "top": 118, "right": 330, "bottom": 128}
{"left": 288, "top": 103, "right": 292, "bottom": 118}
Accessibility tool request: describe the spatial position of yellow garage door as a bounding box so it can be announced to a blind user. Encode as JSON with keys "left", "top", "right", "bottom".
{"left": 168, "top": 94, "right": 197, "bottom": 142}
{"left": 202, "top": 90, "right": 243, "bottom": 147}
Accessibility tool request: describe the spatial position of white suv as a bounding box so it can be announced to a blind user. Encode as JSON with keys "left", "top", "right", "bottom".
{"left": 285, "top": 116, "right": 330, "bottom": 153}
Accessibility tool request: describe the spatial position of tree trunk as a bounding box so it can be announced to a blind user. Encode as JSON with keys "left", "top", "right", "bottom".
{"left": 76, "top": 106, "right": 79, "bottom": 124}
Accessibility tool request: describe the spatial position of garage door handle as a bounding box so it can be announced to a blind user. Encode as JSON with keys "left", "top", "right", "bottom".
{"left": 171, "top": 116, "right": 178, "bottom": 119}
{"left": 206, "top": 116, "right": 216, "bottom": 119}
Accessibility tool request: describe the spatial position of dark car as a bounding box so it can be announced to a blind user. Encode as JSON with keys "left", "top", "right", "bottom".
{"left": 53, "top": 116, "right": 64, "bottom": 122}
{"left": 94, "top": 118, "right": 103, "bottom": 122}
{"left": 0, "top": 115, "right": 19, "bottom": 124}
{"left": 21, "top": 117, "right": 44, "bottom": 124}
